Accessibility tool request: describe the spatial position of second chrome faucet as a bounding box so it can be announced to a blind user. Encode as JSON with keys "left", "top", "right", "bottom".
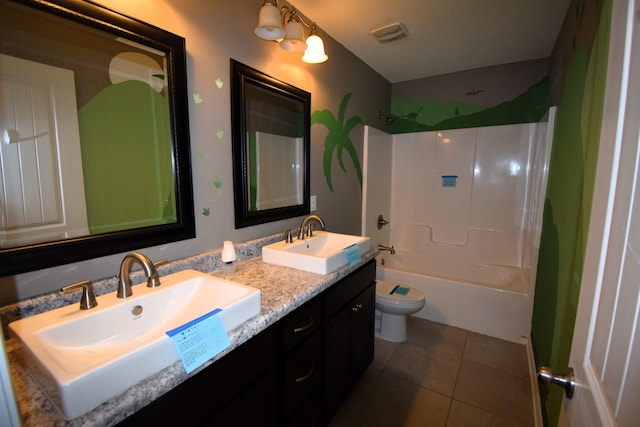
{"left": 117, "top": 252, "right": 162, "bottom": 298}
{"left": 298, "top": 214, "right": 326, "bottom": 240}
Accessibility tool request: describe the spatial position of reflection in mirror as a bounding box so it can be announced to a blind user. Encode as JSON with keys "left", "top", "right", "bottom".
{"left": 0, "top": 0, "right": 194, "bottom": 276}
{"left": 231, "top": 60, "right": 310, "bottom": 228}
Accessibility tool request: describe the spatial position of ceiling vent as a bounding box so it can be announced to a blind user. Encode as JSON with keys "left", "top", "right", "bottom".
{"left": 370, "top": 22, "right": 408, "bottom": 43}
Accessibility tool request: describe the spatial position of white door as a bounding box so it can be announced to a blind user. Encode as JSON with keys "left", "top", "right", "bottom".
{"left": 562, "top": 1, "right": 640, "bottom": 425}
{"left": 0, "top": 54, "right": 88, "bottom": 247}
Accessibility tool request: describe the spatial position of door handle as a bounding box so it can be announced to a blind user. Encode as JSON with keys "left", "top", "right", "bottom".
{"left": 3, "top": 128, "right": 48, "bottom": 144}
{"left": 537, "top": 365, "right": 576, "bottom": 399}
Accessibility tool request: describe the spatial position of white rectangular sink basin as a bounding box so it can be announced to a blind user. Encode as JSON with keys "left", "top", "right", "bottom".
{"left": 262, "top": 231, "right": 370, "bottom": 274}
{"left": 8, "top": 269, "right": 260, "bottom": 420}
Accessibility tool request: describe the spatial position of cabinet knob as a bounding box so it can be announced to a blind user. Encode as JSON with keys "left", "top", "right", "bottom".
{"left": 352, "top": 303, "right": 363, "bottom": 312}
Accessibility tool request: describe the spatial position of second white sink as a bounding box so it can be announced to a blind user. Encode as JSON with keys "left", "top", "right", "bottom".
{"left": 262, "top": 231, "right": 370, "bottom": 274}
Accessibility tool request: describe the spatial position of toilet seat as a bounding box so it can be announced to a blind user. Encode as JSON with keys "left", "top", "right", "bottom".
{"left": 376, "top": 280, "right": 425, "bottom": 305}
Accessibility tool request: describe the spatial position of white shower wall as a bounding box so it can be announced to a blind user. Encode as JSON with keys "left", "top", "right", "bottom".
{"left": 390, "top": 124, "right": 542, "bottom": 290}
{"left": 361, "top": 126, "right": 392, "bottom": 246}
{"left": 362, "top": 112, "right": 555, "bottom": 341}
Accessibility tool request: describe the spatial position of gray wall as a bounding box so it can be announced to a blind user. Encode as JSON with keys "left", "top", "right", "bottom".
{"left": 0, "top": 0, "right": 391, "bottom": 304}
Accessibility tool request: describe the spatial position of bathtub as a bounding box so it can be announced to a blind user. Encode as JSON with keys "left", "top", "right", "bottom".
{"left": 376, "top": 254, "right": 533, "bottom": 344}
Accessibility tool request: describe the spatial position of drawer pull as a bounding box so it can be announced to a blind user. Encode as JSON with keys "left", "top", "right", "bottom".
{"left": 293, "top": 317, "right": 314, "bottom": 333}
{"left": 295, "top": 364, "right": 315, "bottom": 383}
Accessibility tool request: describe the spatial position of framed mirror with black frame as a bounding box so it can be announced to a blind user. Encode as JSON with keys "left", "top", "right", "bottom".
{"left": 0, "top": 0, "right": 195, "bottom": 276}
{"left": 230, "top": 59, "right": 311, "bottom": 229}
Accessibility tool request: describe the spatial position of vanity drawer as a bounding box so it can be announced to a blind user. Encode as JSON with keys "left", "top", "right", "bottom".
{"left": 283, "top": 329, "right": 322, "bottom": 417}
{"left": 282, "top": 296, "right": 321, "bottom": 352}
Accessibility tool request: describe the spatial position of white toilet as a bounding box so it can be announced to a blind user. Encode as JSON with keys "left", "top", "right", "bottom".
{"left": 375, "top": 281, "right": 426, "bottom": 342}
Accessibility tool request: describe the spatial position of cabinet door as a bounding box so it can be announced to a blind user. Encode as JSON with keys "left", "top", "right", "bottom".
{"left": 285, "top": 389, "right": 322, "bottom": 427}
{"left": 324, "top": 305, "right": 351, "bottom": 421}
{"left": 349, "top": 284, "right": 375, "bottom": 384}
{"left": 205, "top": 368, "right": 278, "bottom": 426}
{"left": 117, "top": 325, "right": 277, "bottom": 426}
{"left": 324, "top": 282, "right": 375, "bottom": 423}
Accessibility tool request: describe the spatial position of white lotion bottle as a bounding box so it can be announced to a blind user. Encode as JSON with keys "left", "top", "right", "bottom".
{"left": 221, "top": 241, "right": 237, "bottom": 273}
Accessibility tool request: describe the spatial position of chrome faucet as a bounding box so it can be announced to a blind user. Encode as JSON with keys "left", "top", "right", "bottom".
{"left": 117, "top": 252, "right": 161, "bottom": 298}
{"left": 298, "top": 214, "right": 326, "bottom": 240}
{"left": 378, "top": 244, "right": 396, "bottom": 254}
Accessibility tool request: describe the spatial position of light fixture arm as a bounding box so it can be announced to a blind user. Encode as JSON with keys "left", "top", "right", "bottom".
{"left": 280, "top": 6, "right": 317, "bottom": 32}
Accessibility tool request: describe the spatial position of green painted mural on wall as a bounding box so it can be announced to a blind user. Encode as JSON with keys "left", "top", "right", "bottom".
{"left": 312, "top": 93, "right": 364, "bottom": 192}
{"left": 78, "top": 80, "right": 175, "bottom": 234}
{"left": 390, "top": 78, "right": 549, "bottom": 134}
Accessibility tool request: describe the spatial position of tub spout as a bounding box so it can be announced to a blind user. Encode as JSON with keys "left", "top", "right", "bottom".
{"left": 378, "top": 244, "right": 396, "bottom": 254}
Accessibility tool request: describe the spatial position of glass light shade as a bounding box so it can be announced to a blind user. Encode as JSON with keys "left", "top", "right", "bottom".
{"left": 279, "top": 20, "right": 307, "bottom": 52}
{"left": 255, "top": 3, "right": 285, "bottom": 40}
{"left": 302, "top": 34, "right": 328, "bottom": 63}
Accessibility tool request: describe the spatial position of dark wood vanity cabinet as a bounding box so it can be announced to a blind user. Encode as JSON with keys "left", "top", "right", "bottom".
{"left": 117, "top": 323, "right": 280, "bottom": 426}
{"left": 324, "top": 261, "right": 376, "bottom": 423}
{"left": 117, "top": 260, "right": 375, "bottom": 427}
{"left": 281, "top": 296, "right": 323, "bottom": 426}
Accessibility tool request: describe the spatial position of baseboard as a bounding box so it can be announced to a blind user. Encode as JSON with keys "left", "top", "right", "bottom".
{"left": 525, "top": 337, "right": 543, "bottom": 427}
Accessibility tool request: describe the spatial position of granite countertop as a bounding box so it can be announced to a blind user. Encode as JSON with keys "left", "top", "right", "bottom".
{"left": 4, "top": 245, "right": 377, "bottom": 427}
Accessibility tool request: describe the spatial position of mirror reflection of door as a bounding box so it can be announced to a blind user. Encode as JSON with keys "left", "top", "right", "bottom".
{"left": 231, "top": 59, "right": 310, "bottom": 228}
{"left": 253, "top": 132, "right": 303, "bottom": 211}
{"left": 244, "top": 77, "right": 306, "bottom": 213}
{"left": 0, "top": 54, "right": 88, "bottom": 248}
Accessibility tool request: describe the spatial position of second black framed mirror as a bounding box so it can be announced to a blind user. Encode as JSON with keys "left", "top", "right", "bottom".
{"left": 230, "top": 59, "right": 310, "bottom": 228}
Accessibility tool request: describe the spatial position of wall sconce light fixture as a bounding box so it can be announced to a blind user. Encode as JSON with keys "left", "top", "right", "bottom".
{"left": 255, "top": 1, "right": 328, "bottom": 64}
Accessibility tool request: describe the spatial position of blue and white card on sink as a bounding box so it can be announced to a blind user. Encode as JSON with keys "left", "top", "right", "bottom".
{"left": 166, "top": 308, "right": 230, "bottom": 374}
{"left": 344, "top": 244, "right": 362, "bottom": 266}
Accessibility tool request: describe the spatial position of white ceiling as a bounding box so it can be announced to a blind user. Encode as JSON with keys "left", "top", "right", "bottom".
{"left": 292, "top": 0, "right": 571, "bottom": 83}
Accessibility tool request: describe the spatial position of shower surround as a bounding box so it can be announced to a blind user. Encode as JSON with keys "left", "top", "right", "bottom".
{"left": 363, "top": 109, "right": 555, "bottom": 343}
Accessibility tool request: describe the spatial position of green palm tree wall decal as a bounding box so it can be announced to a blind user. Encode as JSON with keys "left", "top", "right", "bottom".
{"left": 311, "top": 93, "right": 364, "bottom": 192}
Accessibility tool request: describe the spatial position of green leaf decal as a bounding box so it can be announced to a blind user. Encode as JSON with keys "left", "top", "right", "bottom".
{"left": 311, "top": 93, "right": 363, "bottom": 192}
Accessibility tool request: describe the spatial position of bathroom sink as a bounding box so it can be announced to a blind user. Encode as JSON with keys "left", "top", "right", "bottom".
{"left": 8, "top": 269, "right": 260, "bottom": 420}
{"left": 262, "top": 231, "right": 370, "bottom": 274}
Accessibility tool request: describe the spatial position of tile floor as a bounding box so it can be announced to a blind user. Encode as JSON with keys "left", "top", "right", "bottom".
{"left": 329, "top": 317, "right": 536, "bottom": 427}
